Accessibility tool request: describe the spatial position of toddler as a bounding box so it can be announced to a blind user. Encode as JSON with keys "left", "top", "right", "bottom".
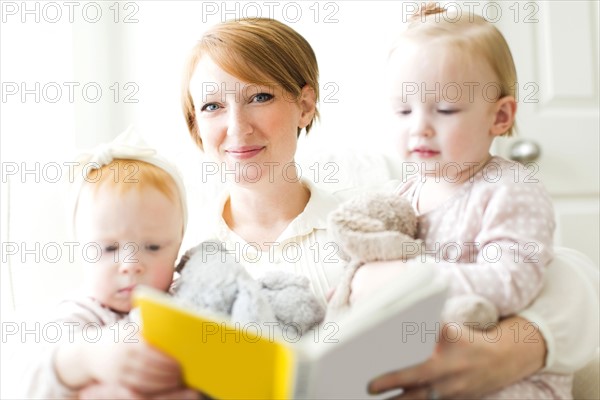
{"left": 21, "top": 128, "right": 195, "bottom": 399}
{"left": 370, "top": 4, "right": 570, "bottom": 399}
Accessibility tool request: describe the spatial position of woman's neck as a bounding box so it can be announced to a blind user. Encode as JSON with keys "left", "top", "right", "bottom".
{"left": 223, "top": 179, "right": 311, "bottom": 248}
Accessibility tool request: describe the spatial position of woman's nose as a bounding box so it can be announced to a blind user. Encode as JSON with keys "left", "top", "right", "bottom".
{"left": 226, "top": 107, "right": 253, "bottom": 137}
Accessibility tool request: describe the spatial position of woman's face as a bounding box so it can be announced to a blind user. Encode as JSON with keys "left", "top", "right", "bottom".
{"left": 189, "top": 57, "right": 315, "bottom": 185}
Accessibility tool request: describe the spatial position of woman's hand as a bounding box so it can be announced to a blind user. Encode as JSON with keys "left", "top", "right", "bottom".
{"left": 368, "top": 316, "right": 546, "bottom": 399}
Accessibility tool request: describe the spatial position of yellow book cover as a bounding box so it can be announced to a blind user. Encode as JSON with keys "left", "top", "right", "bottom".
{"left": 134, "top": 264, "right": 447, "bottom": 399}
{"left": 134, "top": 289, "right": 295, "bottom": 399}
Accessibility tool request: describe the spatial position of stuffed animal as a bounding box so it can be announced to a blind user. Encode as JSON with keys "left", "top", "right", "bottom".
{"left": 326, "top": 192, "right": 499, "bottom": 326}
{"left": 173, "top": 241, "right": 325, "bottom": 338}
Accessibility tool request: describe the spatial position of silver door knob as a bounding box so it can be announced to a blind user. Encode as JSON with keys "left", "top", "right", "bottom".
{"left": 509, "top": 140, "right": 541, "bottom": 163}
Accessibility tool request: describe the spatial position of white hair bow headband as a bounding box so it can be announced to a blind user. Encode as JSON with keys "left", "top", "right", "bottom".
{"left": 79, "top": 132, "right": 157, "bottom": 167}
{"left": 72, "top": 126, "right": 188, "bottom": 233}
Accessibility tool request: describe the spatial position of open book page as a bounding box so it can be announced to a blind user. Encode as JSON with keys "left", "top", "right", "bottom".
{"left": 293, "top": 263, "right": 447, "bottom": 399}
{"left": 134, "top": 263, "right": 447, "bottom": 399}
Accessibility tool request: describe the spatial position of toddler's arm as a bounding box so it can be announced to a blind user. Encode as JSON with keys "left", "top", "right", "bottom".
{"left": 18, "top": 298, "right": 182, "bottom": 398}
{"left": 54, "top": 326, "right": 183, "bottom": 394}
{"left": 431, "top": 178, "right": 555, "bottom": 316}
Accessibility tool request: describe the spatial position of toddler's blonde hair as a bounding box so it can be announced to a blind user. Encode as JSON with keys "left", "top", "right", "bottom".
{"left": 394, "top": 3, "right": 517, "bottom": 136}
{"left": 81, "top": 159, "right": 179, "bottom": 202}
{"left": 72, "top": 159, "right": 182, "bottom": 236}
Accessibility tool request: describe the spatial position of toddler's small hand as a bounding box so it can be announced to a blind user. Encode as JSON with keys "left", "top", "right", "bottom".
{"left": 78, "top": 382, "right": 144, "bottom": 399}
{"left": 79, "top": 383, "right": 203, "bottom": 400}
{"left": 85, "top": 339, "right": 183, "bottom": 394}
{"left": 148, "top": 388, "right": 204, "bottom": 400}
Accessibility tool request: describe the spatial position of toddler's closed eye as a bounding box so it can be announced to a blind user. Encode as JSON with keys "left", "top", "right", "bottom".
{"left": 438, "top": 109, "right": 458, "bottom": 115}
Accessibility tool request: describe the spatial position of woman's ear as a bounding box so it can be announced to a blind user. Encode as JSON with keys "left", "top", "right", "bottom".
{"left": 490, "top": 96, "right": 517, "bottom": 136}
{"left": 298, "top": 85, "right": 317, "bottom": 129}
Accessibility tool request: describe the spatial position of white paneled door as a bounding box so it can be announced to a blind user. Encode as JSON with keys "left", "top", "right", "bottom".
{"left": 495, "top": 1, "right": 599, "bottom": 264}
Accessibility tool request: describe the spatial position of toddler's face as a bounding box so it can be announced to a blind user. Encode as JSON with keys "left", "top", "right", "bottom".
{"left": 387, "top": 39, "right": 502, "bottom": 182}
{"left": 75, "top": 184, "right": 183, "bottom": 313}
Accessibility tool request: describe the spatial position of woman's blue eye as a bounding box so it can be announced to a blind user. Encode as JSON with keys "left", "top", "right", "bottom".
{"left": 253, "top": 93, "right": 273, "bottom": 103}
{"left": 201, "top": 103, "right": 220, "bottom": 112}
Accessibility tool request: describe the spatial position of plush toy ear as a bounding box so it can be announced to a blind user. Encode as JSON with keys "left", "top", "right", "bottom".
{"left": 259, "top": 270, "right": 310, "bottom": 290}
{"left": 231, "top": 278, "right": 277, "bottom": 326}
{"left": 442, "top": 294, "right": 499, "bottom": 326}
{"left": 175, "top": 247, "right": 196, "bottom": 273}
{"left": 334, "top": 245, "right": 352, "bottom": 262}
{"left": 175, "top": 240, "right": 224, "bottom": 273}
{"left": 258, "top": 271, "right": 325, "bottom": 335}
{"left": 173, "top": 245, "right": 246, "bottom": 316}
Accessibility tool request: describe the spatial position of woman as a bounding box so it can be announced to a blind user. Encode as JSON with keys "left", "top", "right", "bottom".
{"left": 181, "top": 18, "right": 345, "bottom": 306}
{"left": 82, "top": 17, "right": 597, "bottom": 399}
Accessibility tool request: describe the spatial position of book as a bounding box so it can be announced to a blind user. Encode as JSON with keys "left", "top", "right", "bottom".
{"left": 134, "top": 264, "right": 448, "bottom": 399}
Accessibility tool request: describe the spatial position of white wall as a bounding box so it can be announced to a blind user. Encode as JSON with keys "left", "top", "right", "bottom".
{"left": 1, "top": 5, "right": 599, "bottom": 397}
{"left": 0, "top": 1, "right": 411, "bottom": 316}
{"left": 124, "top": 1, "right": 405, "bottom": 156}
{"left": 1, "top": 1, "right": 599, "bottom": 316}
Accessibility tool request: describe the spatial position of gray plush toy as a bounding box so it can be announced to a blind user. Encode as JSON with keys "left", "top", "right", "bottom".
{"left": 326, "top": 192, "right": 499, "bottom": 325}
{"left": 173, "top": 241, "right": 325, "bottom": 337}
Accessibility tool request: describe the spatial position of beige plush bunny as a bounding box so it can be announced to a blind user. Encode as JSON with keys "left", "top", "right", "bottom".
{"left": 326, "top": 192, "right": 499, "bottom": 325}
{"left": 326, "top": 192, "right": 422, "bottom": 317}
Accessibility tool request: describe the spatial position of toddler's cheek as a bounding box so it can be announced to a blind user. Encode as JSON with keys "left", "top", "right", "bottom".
{"left": 149, "top": 268, "right": 176, "bottom": 291}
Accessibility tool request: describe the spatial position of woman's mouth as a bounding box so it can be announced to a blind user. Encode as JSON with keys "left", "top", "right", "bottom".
{"left": 225, "top": 146, "right": 265, "bottom": 160}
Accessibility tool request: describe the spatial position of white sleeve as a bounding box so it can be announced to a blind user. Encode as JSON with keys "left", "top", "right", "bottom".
{"left": 519, "top": 247, "right": 599, "bottom": 373}
{"left": 3, "top": 310, "right": 78, "bottom": 400}
{"left": 12, "top": 298, "right": 127, "bottom": 399}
